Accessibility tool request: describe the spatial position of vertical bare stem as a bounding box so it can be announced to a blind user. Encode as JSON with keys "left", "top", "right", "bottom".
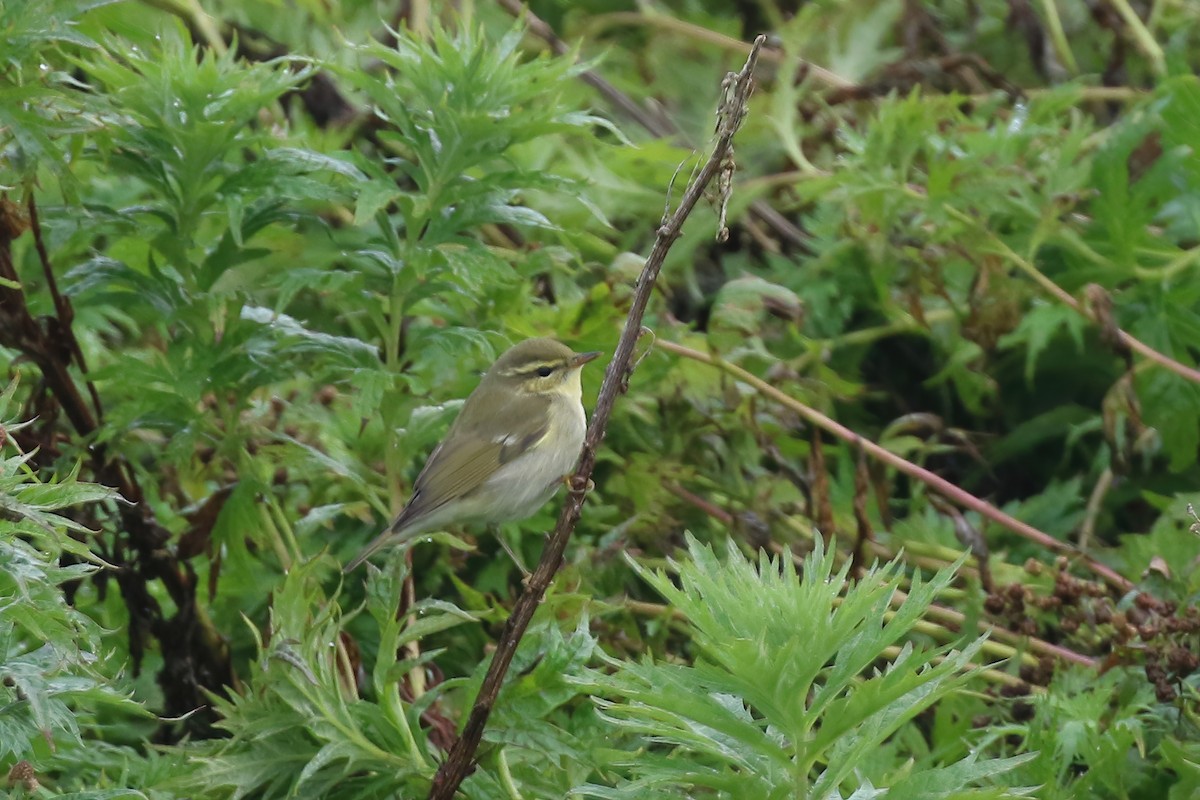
{"left": 426, "top": 35, "right": 768, "bottom": 800}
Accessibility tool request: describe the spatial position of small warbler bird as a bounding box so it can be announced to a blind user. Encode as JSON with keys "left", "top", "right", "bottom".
{"left": 344, "top": 338, "right": 601, "bottom": 572}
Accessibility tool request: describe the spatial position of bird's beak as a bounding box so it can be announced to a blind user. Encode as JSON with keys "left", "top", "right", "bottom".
{"left": 572, "top": 351, "right": 602, "bottom": 367}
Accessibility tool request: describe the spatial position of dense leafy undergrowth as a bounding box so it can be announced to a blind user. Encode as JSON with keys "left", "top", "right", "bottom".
{"left": 3, "top": 1, "right": 1200, "bottom": 797}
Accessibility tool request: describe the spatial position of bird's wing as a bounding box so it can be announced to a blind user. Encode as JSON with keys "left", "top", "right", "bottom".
{"left": 390, "top": 391, "right": 551, "bottom": 532}
{"left": 342, "top": 391, "right": 551, "bottom": 572}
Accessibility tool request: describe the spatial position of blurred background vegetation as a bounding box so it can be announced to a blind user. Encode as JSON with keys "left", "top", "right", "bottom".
{"left": 2, "top": 0, "right": 1200, "bottom": 797}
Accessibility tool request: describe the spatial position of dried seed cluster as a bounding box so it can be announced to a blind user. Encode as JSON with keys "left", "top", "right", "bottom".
{"left": 984, "top": 556, "right": 1200, "bottom": 702}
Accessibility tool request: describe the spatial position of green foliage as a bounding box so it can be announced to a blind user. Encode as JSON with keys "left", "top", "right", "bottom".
{"left": 0, "top": 387, "right": 149, "bottom": 796}
{"left": 999, "top": 667, "right": 1183, "bottom": 799}
{"left": 577, "top": 537, "right": 1031, "bottom": 799}
{"left": 78, "top": 26, "right": 313, "bottom": 249}
{"left": 168, "top": 557, "right": 475, "bottom": 798}
{"left": 0, "top": 0, "right": 116, "bottom": 186}
{"left": 339, "top": 24, "right": 597, "bottom": 242}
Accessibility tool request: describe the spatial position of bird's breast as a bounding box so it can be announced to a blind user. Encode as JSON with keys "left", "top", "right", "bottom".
{"left": 476, "top": 396, "right": 587, "bottom": 524}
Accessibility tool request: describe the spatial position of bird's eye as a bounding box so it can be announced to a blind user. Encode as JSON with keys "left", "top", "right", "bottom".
{"left": 536, "top": 366, "right": 554, "bottom": 377}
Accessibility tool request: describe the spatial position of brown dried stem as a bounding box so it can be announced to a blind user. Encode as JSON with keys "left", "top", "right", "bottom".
{"left": 426, "top": 36, "right": 767, "bottom": 800}
{"left": 495, "top": 0, "right": 807, "bottom": 251}
{"left": 0, "top": 197, "right": 233, "bottom": 736}
{"left": 26, "top": 196, "right": 104, "bottom": 422}
{"left": 945, "top": 206, "right": 1200, "bottom": 387}
{"left": 655, "top": 338, "right": 1134, "bottom": 593}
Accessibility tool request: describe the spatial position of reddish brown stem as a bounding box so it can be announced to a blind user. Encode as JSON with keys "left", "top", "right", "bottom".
{"left": 426, "top": 37, "right": 768, "bottom": 800}
{"left": 656, "top": 339, "right": 1134, "bottom": 594}
{"left": 495, "top": 0, "right": 807, "bottom": 252}
{"left": 0, "top": 197, "right": 234, "bottom": 737}
{"left": 26, "top": 195, "right": 105, "bottom": 423}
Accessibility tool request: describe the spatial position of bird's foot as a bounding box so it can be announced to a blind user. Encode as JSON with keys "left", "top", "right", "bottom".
{"left": 564, "top": 474, "right": 594, "bottom": 495}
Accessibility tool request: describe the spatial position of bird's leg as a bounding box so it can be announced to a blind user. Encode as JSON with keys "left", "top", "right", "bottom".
{"left": 563, "top": 474, "right": 594, "bottom": 494}
{"left": 494, "top": 526, "right": 530, "bottom": 579}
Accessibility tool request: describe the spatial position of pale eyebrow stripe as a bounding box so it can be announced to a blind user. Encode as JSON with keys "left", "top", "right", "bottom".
{"left": 501, "top": 361, "right": 562, "bottom": 378}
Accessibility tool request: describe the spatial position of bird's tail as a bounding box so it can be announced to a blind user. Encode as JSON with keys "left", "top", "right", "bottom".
{"left": 342, "top": 528, "right": 395, "bottom": 573}
{"left": 343, "top": 503, "right": 429, "bottom": 572}
{"left": 343, "top": 519, "right": 422, "bottom": 573}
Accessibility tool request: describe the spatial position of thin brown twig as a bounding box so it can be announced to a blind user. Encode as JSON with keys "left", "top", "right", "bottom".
{"left": 495, "top": 0, "right": 809, "bottom": 251}
{"left": 0, "top": 198, "right": 234, "bottom": 737}
{"left": 26, "top": 196, "right": 104, "bottom": 423}
{"left": 581, "top": 11, "right": 854, "bottom": 89}
{"left": 1078, "top": 467, "right": 1114, "bottom": 553}
{"left": 665, "top": 482, "right": 733, "bottom": 525}
{"left": 426, "top": 36, "right": 768, "bottom": 799}
{"left": 655, "top": 339, "right": 1134, "bottom": 593}
{"left": 495, "top": 0, "right": 667, "bottom": 136}
{"left": 946, "top": 206, "right": 1200, "bottom": 386}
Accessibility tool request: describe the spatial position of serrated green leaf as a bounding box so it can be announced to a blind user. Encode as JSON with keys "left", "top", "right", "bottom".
{"left": 998, "top": 302, "right": 1086, "bottom": 384}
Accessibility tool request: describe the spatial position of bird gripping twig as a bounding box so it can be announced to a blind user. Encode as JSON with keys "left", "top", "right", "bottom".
{"left": 427, "top": 34, "right": 767, "bottom": 800}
